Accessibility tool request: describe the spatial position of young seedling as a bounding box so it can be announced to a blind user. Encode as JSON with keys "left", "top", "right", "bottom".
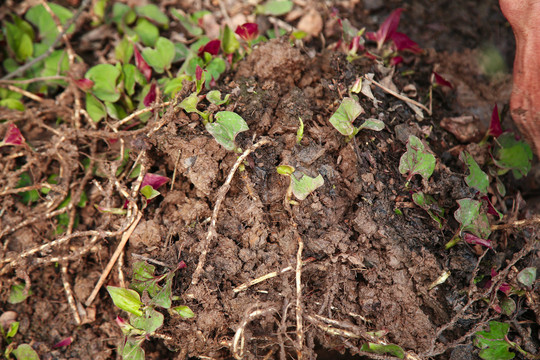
{"left": 460, "top": 151, "right": 489, "bottom": 195}
{"left": 365, "top": 8, "right": 421, "bottom": 54}
{"left": 328, "top": 96, "right": 385, "bottom": 141}
{"left": 446, "top": 198, "right": 492, "bottom": 249}
{"left": 474, "top": 321, "right": 521, "bottom": 360}
{"left": 492, "top": 133, "right": 533, "bottom": 180}
{"left": 398, "top": 135, "right": 436, "bottom": 187}
{"left": 360, "top": 343, "right": 405, "bottom": 359}
{"left": 108, "top": 261, "right": 191, "bottom": 360}
{"left": 276, "top": 165, "right": 324, "bottom": 205}
{"left": 296, "top": 117, "right": 304, "bottom": 145}
{"left": 205, "top": 111, "right": 249, "bottom": 152}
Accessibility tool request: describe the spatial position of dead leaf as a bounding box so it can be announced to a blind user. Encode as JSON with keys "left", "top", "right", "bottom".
{"left": 440, "top": 115, "right": 485, "bottom": 142}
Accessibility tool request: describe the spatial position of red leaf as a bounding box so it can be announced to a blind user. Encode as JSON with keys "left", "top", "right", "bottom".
{"left": 488, "top": 104, "right": 503, "bottom": 137}
{"left": 348, "top": 35, "right": 365, "bottom": 54}
{"left": 134, "top": 46, "right": 152, "bottom": 82}
{"left": 53, "top": 337, "right": 73, "bottom": 349}
{"left": 390, "top": 56, "right": 403, "bottom": 66}
{"left": 141, "top": 173, "right": 169, "bottom": 190}
{"left": 366, "top": 8, "right": 403, "bottom": 49}
{"left": 198, "top": 39, "right": 221, "bottom": 57}
{"left": 481, "top": 196, "right": 500, "bottom": 217}
{"left": 235, "top": 23, "right": 259, "bottom": 42}
{"left": 463, "top": 232, "right": 492, "bottom": 248}
{"left": 390, "top": 32, "right": 422, "bottom": 53}
{"left": 75, "top": 78, "right": 94, "bottom": 91}
{"left": 498, "top": 283, "right": 511, "bottom": 295}
{"left": 432, "top": 71, "right": 453, "bottom": 89}
{"left": 178, "top": 260, "right": 187, "bottom": 269}
{"left": 196, "top": 65, "right": 203, "bottom": 81}
{"left": 2, "top": 123, "right": 25, "bottom": 146}
{"left": 143, "top": 83, "right": 156, "bottom": 107}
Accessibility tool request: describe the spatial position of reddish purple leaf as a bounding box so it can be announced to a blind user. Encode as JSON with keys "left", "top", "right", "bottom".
{"left": 463, "top": 232, "right": 492, "bottom": 248}
{"left": 235, "top": 23, "right": 259, "bottom": 42}
{"left": 390, "top": 56, "right": 403, "bottom": 66}
{"left": 75, "top": 78, "right": 94, "bottom": 92}
{"left": 2, "top": 123, "right": 25, "bottom": 146}
{"left": 53, "top": 336, "right": 73, "bottom": 349}
{"left": 178, "top": 260, "right": 187, "bottom": 269}
{"left": 366, "top": 8, "right": 403, "bottom": 49}
{"left": 488, "top": 104, "right": 503, "bottom": 137}
{"left": 198, "top": 39, "right": 221, "bottom": 57}
{"left": 143, "top": 83, "right": 156, "bottom": 107}
{"left": 432, "top": 71, "right": 453, "bottom": 89}
{"left": 488, "top": 269, "right": 511, "bottom": 295}
{"left": 492, "top": 304, "right": 502, "bottom": 313}
{"left": 115, "top": 315, "right": 127, "bottom": 327}
{"left": 134, "top": 46, "right": 152, "bottom": 82}
{"left": 481, "top": 196, "right": 500, "bottom": 217}
{"left": 196, "top": 65, "right": 203, "bottom": 81}
{"left": 141, "top": 173, "right": 169, "bottom": 190}
{"left": 348, "top": 36, "right": 365, "bottom": 54}
{"left": 390, "top": 32, "right": 422, "bottom": 53}
{"left": 498, "top": 283, "right": 511, "bottom": 295}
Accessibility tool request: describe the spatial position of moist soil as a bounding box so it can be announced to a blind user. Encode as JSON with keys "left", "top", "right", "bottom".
{"left": 0, "top": 1, "right": 538, "bottom": 360}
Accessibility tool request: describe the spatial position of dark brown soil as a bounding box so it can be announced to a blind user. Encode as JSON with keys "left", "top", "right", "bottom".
{"left": 0, "top": 1, "right": 538, "bottom": 360}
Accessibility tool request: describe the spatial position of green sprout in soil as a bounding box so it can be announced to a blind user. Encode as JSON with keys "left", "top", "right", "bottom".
{"left": 276, "top": 165, "right": 324, "bottom": 205}
{"left": 398, "top": 135, "right": 436, "bottom": 187}
{"left": 107, "top": 260, "right": 191, "bottom": 360}
{"left": 473, "top": 321, "right": 539, "bottom": 360}
{"left": 205, "top": 111, "right": 249, "bottom": 152}
{"left": 328, "top": 96, "right": 385, "bottom": 142}
{"left": 445, "top": 198, "right": 492, "bottom": 249}
{"left": 411, "top": 192, "right": 444, "bottom": 229}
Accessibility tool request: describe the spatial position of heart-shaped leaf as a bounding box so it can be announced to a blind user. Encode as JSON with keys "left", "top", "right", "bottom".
{"left": 135, "top": 4, "right": 169, "bottom": 27}
{"left": 454, "top": 198, "right": 491, "bottom": 239}
{"left": 399, "top": 135, "right": 436, "bottom": 182}
{"left": 291, "top": 173, "right": 324, "bottom": 201}
{"left": 206, "top": 90, "right": 230, "bottom": 105}
{"left": 474, "top": 322, "right": 515, "bottom": 360}
{"left": 86, "top": 93, "right": 107, "bottom": 123}
{"left": 357, "top": 118, "right": 385, "bottom": 132}
{"left": 130, "top": 308, "right": 164, "bottom": 333}
{"left": 85, "top": 64, "right": 121, "bottom": 102}
{"left": 205, "top": 111, "right": 249, "bottom": 151}
{"left": 329, "top": 97, "right": 363, "bottom": 136}
{"left": 460, "top": 151, "right": 489, "bottom": 194}
{"left": 517, "top": 267, "right": 536, "bottom": 287}
{"left": 493, "top": 133, "right": 532, "bottom": 179}
{"left": 141, "top": 37, "right": 175, "bottom": 74}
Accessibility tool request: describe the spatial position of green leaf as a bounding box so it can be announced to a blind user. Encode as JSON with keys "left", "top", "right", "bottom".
{"left": 163, "top": 75, "right": 189, "bottom": 96}
{"left": 122, "top": 64, "right": 142, "bottom": 96}
{"left": 40, "top": 50, "right": 69, "bottom": 84}
{"left": 5, "top": 22, "right": 33, "bottom": 62}
{"left": 412, "top": 192, "right": 444, "bottom": 228}
{"left": 205, "top": 111, "right": 249, "bottom": 151}
{"left": 130, "top": 261, "right": 161, "bottom": 297}
{"left": 116, "top": 36, "right": 134, "bottom": 64}
{"left": 516, "top": 267, "right": 536, "bottom": 287}
{"left": 112, "top": 3, "right": 136, "bottom": 27}
{"left": 135, "top": 4, "right": 169, "bottom": 27}
{"left": 461, "top": 151, "right": 489, "bottom": 194}
{"left": 328, "top": 97, "right": 363, "bottom": 136}
{"left": 105, "top": 101, "right": 127, "bottom": 120}
{"left": 500, "top": 297, "right": 516, "bottom": 316}
{"left": 151, "top": 274, "right": 173, "bottom": 309}
{"left": 141, "top": 37, "right": 175, "bottom": 74}
{"left": 122, "top": 339, "right": 145, "bottom": 360}
{"left": 140, "top": 185, "right": 160, "bottom": 200}
{"left": 130, "top": 308, "right": 164, "bottom": 333}
{"left": 6, "top": 321, "right": 20, "bottom": 338}
{"left": 222, "top": 25, "right": 240, "bottom": 54}
{"left": 86, "top": 93, "right": 107, "bottom": 123}
{"left": 9, "top": 283, "right": 32, "bottom": 304}
{"left": 360, "top": 343, "right": 405, "bottom": 359}
{"left": 0, "top": 99, "right": 25, "bottom": 111}
{"left": 357, "top": 118, "right": 385, "bottom": 132}
{"left": 179, "top": 93, "right": 199, "bottom": 113}
{"left": 172, "top": 305, "right": 195, "bottom": 319}
{"left": 25, "top": 4, "right": 74, "bottom": 46}
{"left": 277, "top": 165, "right": 295, "bottom": 175}
{"left": 493, "top": 133, "right": 532, "bottom": 179}
{"left": 256, "top": 0, "right": 294, "bottom": 16}
{"left": 12, "top": 344, "right": 39, "bottom": 360}
{"left": 205, "top": 57, "right": 227, "bottom": 85}
{"left": 16, "top": 173, "right": 40, "bottom": 204}
{"left": 206, "top": 90, "right": 230, "bottom": 105}
{"left": 134, "top": 18, "right": 159, "bottom": 47}
{"left": 454, "top": 198, "right": 491, "bottom": 239}
{"left": 296, "top": 117, "right": 304, "bottom": 144}
{"left": 85, "top": 64, "right": 121, "bottom": 102}
{"left": 106, "top": 286, "right": 143, "bottom": 316}
{"left": 474, "top": 322, "right": 515, "bottom": 360}
{"left": 398, "top": 135, "right": 436, "bottom": 182}
{"left": 173, "top": 42, "right": 190, "bottom": 63}
{"left": 170, "top": 9, "right": 203, "bottom": 36}
{"left": 291, "top": 173, "right": 324, "bottom": 201}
